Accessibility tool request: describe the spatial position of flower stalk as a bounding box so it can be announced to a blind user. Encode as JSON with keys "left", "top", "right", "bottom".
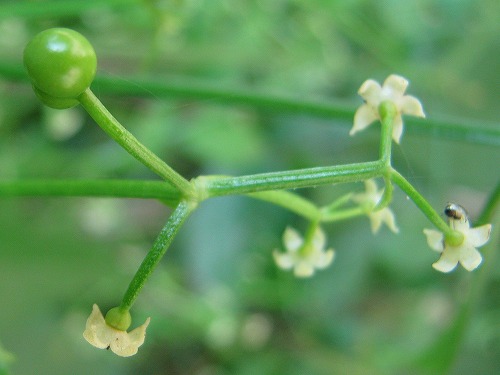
{"left": 78, "top": 89, "right": 194, "bottom": 197}
{"left": 119, "top": 200, "right": 196, "bottom": 311}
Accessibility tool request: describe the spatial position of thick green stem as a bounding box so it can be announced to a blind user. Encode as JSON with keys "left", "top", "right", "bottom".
{"left": 120, "top": 200, "right": 195, "bottom": 311}
{"left": 78, "top": 89, "right": 193, "bottom": 196}
{"left": 204, "top": 160, "right": 383, "bottom": 197}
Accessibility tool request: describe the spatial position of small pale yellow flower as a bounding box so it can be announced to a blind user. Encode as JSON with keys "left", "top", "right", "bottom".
{"left": 352, "top": 179, "right": 399, "bottom": 234}
{"left": 83, "top": 304, "right": 150, "bottom": 357}
{"left": 273, "top": 226, "right": 335, "bottom": 278}
{"left": 350, "top": 74, "right": 425, "bottom": 143}
{"left": 424, "top": 211, "right": 492, "bottom": 273}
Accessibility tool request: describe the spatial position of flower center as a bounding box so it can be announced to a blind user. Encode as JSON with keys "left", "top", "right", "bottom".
{"left": 445, "top": 230, "right": 465, "bottom": 247}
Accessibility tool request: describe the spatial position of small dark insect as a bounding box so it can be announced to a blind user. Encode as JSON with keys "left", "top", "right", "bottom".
{"left": 106, "top": 345, "right": 111, "bottom": 350}
{"left": 444, "top": 203, "right": 468, "bottom": 221}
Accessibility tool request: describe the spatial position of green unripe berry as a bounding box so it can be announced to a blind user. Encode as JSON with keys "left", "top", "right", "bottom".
{"left": 23, "top": 28, "right": 97, "bottom": 109}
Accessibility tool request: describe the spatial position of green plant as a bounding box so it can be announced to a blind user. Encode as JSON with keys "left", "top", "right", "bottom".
{"left": 4, "top": 27, "right": 493, "bottom": 360}
{"left": 0, "top": 7, "right": 498, "bottom": 372}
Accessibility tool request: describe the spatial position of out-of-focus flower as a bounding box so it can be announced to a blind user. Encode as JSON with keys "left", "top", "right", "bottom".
{"left": 83, "top": 304, "right": 150, "bottom": 357}
{"left": 273, "top": 226, "right": 335, "bottom": 278}
{"left": 352, "top": 179, "right": 398, "bottom": 234}
{"left": 350, "top": 74, "right": 425, "bottom": 143}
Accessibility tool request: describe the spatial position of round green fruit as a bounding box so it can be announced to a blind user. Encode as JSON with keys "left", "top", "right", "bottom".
{"left": 24, "top": 28, "right": 97, "bottom": 108}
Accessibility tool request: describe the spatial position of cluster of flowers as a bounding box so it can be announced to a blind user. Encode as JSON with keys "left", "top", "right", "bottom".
{"left": 273, "top": 75, "right": 492, "bottom": 278}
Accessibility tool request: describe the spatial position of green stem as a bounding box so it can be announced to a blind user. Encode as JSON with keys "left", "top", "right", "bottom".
{"left": 321, "top": 193, "right": 353, "bottom": 213}
{"left": 374, "top": 174, "right": 394, "bottom": 211}
{"left": 247, "top": 190, "right": 321, "bottom": 221}
{"left": 299, "top": 219, "right": 321, "bottom": 256}
{"left": 0, "top": 179, "right": 180, "bottom": 203}
{"left": 78, "top": 89, "right": 193, "bottom": 196}
{"left": 120, "top": 200, "right": 195, "bottom": 311}
{"left": 477, "top": 180, "right": 500, "bottom": 225}
{"left": 378, "top": 101, "right": 397, "bottom": 164}
{"left": 95, "top": 74, "right": 354, "bottom": 121}
{"left": 390, "top": 168, "right": 450, "bottom": 234}
{"left": 321, "top": 206, "right": 365, "bottom": 222}
{"left": 204, "top": 160, "right": 383, "bottom": 197}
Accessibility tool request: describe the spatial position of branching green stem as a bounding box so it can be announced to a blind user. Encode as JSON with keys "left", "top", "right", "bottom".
{"left": 204, "top": 161, "right": 383, "bottom": 197}
{"left": 78, "top": 89, "right": 194, "bottom": 197}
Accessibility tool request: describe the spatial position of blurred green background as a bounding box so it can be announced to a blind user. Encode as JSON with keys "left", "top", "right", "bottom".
{"left": 0, "top": 0, "right": 499, "bottom": 374}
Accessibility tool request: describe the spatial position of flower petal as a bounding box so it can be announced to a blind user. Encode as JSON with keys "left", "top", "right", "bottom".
{"left": 399, "top": 95, "right": 425, "bottom": 118}
{"left": 432, "top": 248, "right": 459, "bottom": 273}
{"left": 312, "top": 227, "right": 326, "bottom": 250}
{"left": 423, "top": 229, "right": 444, "bottom": 252}
{"left": 391, "top": 115, "right": 404, "bottom": 144}
{"left": 459, "top": 245, "right": 482, "bottom": 271}
{"left": 364, "top": 179, "right": 379, "bottom": 200}
{"left": 453, "top": 219, "right": 471, "bottom": 232}
{"left": 108, "top": 331, "right": 134, "bottom": 357}
{"left": 351, "top": 104, "right": 378, "bottom": 136}
{"left": 382, "top": 74, "right": 408, "bottom": 99}
{"left": 283, "top": 227, "right": 303, "bottom": 252}
{"left": 109, "top": 318, "right": 151, "bottom": 357}
{"left": 294, "top": 261, "right": 315, "bottom": 278}
{"left": 83, "top": 304, "right": 113, "bottom": 349}
{"left": 358, "top": 79, "right": 382, "bottom": 104}
{"left": 127, "top": 317, "right": 151, "bottom": 347}
{"left": 380, "top": 208, "right": 399, "bottom": 233}
{"left": 467, "top": 224, "right": 492, "bottom": 248}
{"left": 314, "top": 249, "right": 335, "bottom": 269}
{"left": 368, "top": 211, "right": 383, "bottom": 234}
{"left": 273, "top": 250, "right": 294, "bottom": 270}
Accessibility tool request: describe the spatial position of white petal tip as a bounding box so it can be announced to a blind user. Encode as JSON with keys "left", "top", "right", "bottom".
{"left": 432, "top": 261, "right": 457, "bottom": 273}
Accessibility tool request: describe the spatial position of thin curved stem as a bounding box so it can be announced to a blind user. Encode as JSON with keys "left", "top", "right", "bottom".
{"left": 321, "top": 206, "right": 365, "bottom": 222}
{"left": 390, "top": 168, "right": 450, "bottom": 234}
{"left": 78, "top": 89, "right": 194, "bottom": 197}
{"left": 247, "top": 190, "right": 321, "bottom": 221}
